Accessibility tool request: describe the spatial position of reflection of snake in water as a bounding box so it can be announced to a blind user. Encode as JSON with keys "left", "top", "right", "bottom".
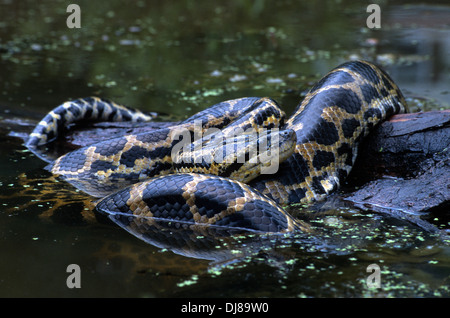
{"left": 25, "top": 60, "right": 407, "bottom": 235}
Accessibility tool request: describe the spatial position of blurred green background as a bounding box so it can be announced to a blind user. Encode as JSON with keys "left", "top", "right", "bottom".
{"left": 1, "top": 0, "right": 449, "bottom": 119}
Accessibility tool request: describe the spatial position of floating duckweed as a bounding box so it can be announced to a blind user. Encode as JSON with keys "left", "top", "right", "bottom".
{"left": 207, "top": 267, "right": 223, "bottom": 276}
{"left": 229, "top": 74, "right": 247, "bottom": 82}
{"left": 285, "top": 259, "right": 296, "bottom": 266}
{"left": 266, "top": 77, "right": 284, "bottom": 84}
{"left": 105, "top": 81, "right": 117, "bottom": 87}
{"left": 202, "top": 88, "right": 224, "bottom": 97}
{"left": 324, "top": 217, "right": 342, "bottom": 227}
{"left": 306, "top": 263, "right": 315, "bottom": 270}
{"left": 210, "top": 70, "right": 223, "bottom": 77}
{"left": 177, "top": 275, "right": 199, "bottom": 288}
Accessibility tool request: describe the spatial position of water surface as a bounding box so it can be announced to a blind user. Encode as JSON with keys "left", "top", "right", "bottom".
{"left": 0, "top": 0, "right": 449, "bottom": 297}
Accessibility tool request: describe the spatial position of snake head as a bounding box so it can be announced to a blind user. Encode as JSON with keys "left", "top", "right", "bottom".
{"left": 174, "top": 128, "right": 296, "bottom": 183}
{"left": 227, "top": 128, "right": 297, "bottom": 182}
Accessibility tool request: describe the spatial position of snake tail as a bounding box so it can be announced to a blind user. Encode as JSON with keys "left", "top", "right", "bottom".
{"left": 26, "top": 97, "right": 156, "bottom": 147}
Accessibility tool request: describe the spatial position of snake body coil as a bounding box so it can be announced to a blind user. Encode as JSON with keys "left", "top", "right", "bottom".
{"left": 26, "top": 60, "right": 407, "bottom": 233}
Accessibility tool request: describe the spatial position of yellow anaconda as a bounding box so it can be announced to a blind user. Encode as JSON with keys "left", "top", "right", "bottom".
{"left": 26, "top": 60, "right": 407, "bottom": 233}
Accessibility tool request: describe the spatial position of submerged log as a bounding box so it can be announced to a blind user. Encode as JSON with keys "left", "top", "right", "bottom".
{"left": 345, "top": 110, "right": 450, "bottom": 214}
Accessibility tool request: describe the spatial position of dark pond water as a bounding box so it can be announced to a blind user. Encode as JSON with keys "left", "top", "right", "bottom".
{"left": 0, "top": 0, "right": 449, "bottom": 298}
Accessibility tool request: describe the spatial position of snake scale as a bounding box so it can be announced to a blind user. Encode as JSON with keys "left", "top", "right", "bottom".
{"left": 26, "top": 60, "right": 407, "bottom": 234}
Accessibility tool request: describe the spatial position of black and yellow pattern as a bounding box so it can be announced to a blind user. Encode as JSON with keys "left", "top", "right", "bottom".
{"left": 26, "top": 97, "right": 158, "bottom": 147}
{"left": 48, "top": 96, "right": 287, "bottom": 197}
{"left": 26, "top": 60, "right": 407, "bottom": 233}
{"left": 250, "top": 60, "right": 407, "bottom": 205}
{"left": 174, "top": 129, "right": 297, "bottom": 183}
{"left": 96, "top": 173, "right": 307, "bottom": 233}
